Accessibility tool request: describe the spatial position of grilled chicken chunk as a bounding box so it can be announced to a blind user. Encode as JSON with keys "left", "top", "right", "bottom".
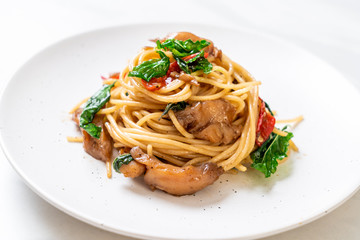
{"left": 119, "top": 160, "right": 146, "bottom": 178}
{"left": 129, "top": 147, "right": 224, "bottom": 196}
{"left": 175, "top": 99, "right": 241, "bottom": 144}
{"left": 72, "top": 108, "right": 113, "bottom": 162}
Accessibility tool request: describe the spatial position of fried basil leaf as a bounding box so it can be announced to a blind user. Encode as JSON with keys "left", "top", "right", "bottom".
{"left": 173, "top": 51, "right": 212, "bottom": 74}
{"left": 251, "top": 128, "right": 294, "bottom": 178}
{"left": 160, "top": 101, "right": 188, "bottom": 119}
{"left": 113, "top": 153, "right": 134, "bottom": 173}
{"left": 79, "top": 82, "right": 115, "bottom": 139}
{"left": 157, "top": 39, "right": 210, "bottom": 57}
{"left": 80, "top": 123, "right": 102, "bottom": 138}
{"left": 188, "top": 53, "right": 213, "bottom": 74}
{"left": 157, "top": 39, "right": 213, "bottom": 74}
{"left": 128, "top": 51, "right": 170, "bottom": 82}
{"left": 172, "top": 53, "right": 190, "bottom": 74}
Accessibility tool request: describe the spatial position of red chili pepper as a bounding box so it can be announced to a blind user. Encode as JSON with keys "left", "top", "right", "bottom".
{"left": 255, "top": 98, "right": 276, "bottom": 146}
{"left": 110, "top": 72, "right": 120, "bottom": 79}
{"left": 167, "top": 61, "right": 181, "bottom": 74}
{"left": 141, "top": 62, "right": 180, "bottom": 91}
{"left": 141, "top": 76, "right": 167, "bottom": 91}
{"left": 183, "top": 52, "right": 209, "bottom": 61}
{"left": 101, "top": 72, "right": 120, "bottom": 80}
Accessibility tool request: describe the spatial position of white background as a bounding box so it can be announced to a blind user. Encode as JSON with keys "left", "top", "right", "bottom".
{"left": 1, "top": 0, "right": 359, "bottom": 239}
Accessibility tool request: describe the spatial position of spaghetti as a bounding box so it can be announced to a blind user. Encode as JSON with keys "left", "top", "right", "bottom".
{"left": 70, "top": 32, "right": 300, "bottom": 195}
{"left": 104, "top": 46, "right": 258, "bottom": 171}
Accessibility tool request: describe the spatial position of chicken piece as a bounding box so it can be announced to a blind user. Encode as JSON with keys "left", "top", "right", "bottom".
{"left": 81, "top": 115, "right": 113, "bottom": 162}
{"left": 119, "top": 160, "right": 146, "bottom": 178}
{"left": 130, "top": 147, "right": 224, "bottom": 196}
{"left": 72, "top": 108, "right": 113, "bottom": 162}
{"left": 162, "top": 32, "right": 222, "bottom": 59}
{"left": 175, "top": 99, "right": 241, "bottom": 144}
{"left": 178, "top": 72, "right": 199, "bottom": 86}
{"left": 72, "top": 108, "right": 82, "bottom": 126}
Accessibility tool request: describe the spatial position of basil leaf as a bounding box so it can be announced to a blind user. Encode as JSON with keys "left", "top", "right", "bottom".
{"left": 171, "top": 51, "right": 212, "bottom": 74}
{"left": 157, "top": 39, "right": 210, "bottom": 57}
{"left": 81, "top": 123, "right": 102, "bottom": 138}
{"left": 186, "top": 50, "right": 203, "bottom": 63}
{"left": 172, "top": 53, "right": 190, "bottom": 74}
{"left": 173, "top": 51, "right": 212, "bottom": 74}
{"left": 160, "top": 101, "right": 188, "bottom": 119}
{"left": 113, "top": 153, "right": 134, "bottom": 173}
{"left": 79, "top": 82, "right": 115, "bottom": 139}
{"left": 188, "top": 55, "right": 213, "bottom": 74}
{"left": 251, "top": 128, "right": 294, "bottom": 178}
{"left": 157, "top": 39, "right": 213, "bottom": 75}
{"left": 128, "top": 51, "right": 170, "bottom": 82}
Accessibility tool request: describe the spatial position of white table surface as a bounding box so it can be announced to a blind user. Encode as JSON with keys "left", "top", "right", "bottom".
{"left": 1, "top": 0, "right": 359, "bottom": 239}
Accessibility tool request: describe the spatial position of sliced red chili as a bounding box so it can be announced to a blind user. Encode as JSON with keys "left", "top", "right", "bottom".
{"left": 167, "top": 61, "right": 181, "bottom": 74}
{"left": 101, "top": 72, "right": 120, "bottom": 80}
{"left": 183, "top": 52, "right": 209, "bottom": 61}
{"left": 255, "top": 98, "right": 276, "bottom": 146}
{"left": 141, "top": 76, "right": 167, "bottom": 91}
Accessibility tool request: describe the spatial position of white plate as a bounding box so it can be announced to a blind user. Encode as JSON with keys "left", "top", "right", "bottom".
{"left": 1, "top": 23, "right": 360, "bottom": 240}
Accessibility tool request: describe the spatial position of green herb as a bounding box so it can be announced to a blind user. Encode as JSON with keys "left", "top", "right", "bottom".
{"left": 173, "top": 50, "right": 212, "bottom": 74}
{"left": 79, "top": 82, "right": 115, "bottom": 139}
{"left": 186, "top": 51, "right": 203, "bottom": 63}
{"left": 128, "top": 51, "right": 170, "bottom": 82}
{"left": 157, "top": 39, "right": 213, "bottom": 74}
{"left": 172, "top": 54, "right": 190, "bottom": 74}
{"left": 113, "top": 153, "right": 134, "bottom": 173}
{"left": 251, "top": 128, "right": 294, "bottom": 178}
{"left": 157, "top": 39, "right": 210, "bottom": 57}
{"left": 160, "top": 101, "right": 188, "bottom": 119}
{"left": 80, "top": 123, "right": 102, "bottom": 138}
{"left": 188, "top": 52, "right": 213, "bottom": 74}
